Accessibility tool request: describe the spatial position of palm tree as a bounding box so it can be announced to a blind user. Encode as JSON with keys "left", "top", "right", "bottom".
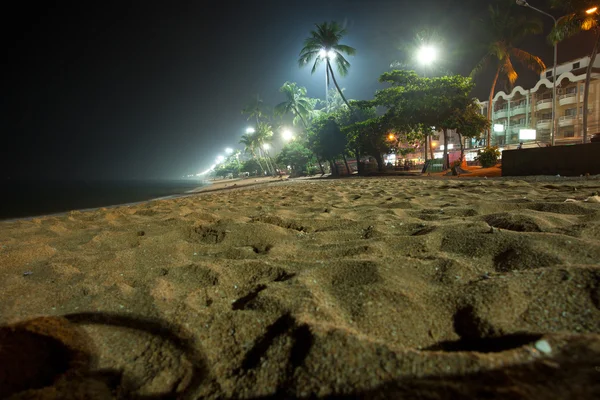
{"left": 239, "top": 133, "right": 265, "bottom": 175}
{"left": 242, "top": 94, "right": 267, "bottom": 124}
{"left": 320, "top": 87, "right": 348, "bottom": 114}
{"left": 299, "top": 21, "right": 356, "bottom": 108}
{"left": 471, "top": 2, "right": 546, "bottom": 145}
{"left": 274, "top": 82, "right": 318, "bottom": 128}
{"left": 274, "top": 81, "right": 325, "bottom": 174}
{"left": 550, "top": 0, "right": 599, "bottom": 143}
{"left": 254, "top": 122, "right": 276, "bottom": 174}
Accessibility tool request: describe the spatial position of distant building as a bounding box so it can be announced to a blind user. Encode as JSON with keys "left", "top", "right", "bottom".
{"left": 478, "top": 56, "right": 600, "bottom": 148}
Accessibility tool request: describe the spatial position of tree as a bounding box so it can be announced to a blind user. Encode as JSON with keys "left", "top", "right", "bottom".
{"left": 277, "top": 141, "right": 315, "bottom": 176}
{"left": 320, "top": 87, "right": 349, "bottom": 114}
{"left": 347, "top": 116, "right": 396, "bottom": 172}
{"left": 242, "top": 94, "right": 267, "bottom": 124}
{"left": 471, "top": 2, "right": 546, "bottom": 145}
{"left": 307, "top": 116, "right": 347, "bottom": 176}
{"left": 374, "top": 70, "right": 477, "bottom": 169}
{"left": 454, "top": 102, "right": 490, "bottom": 162}
{"left": 239, "top": 133, "right": 265, "bottom": 174}
{"left": 335, "top": 102, "right": 376, "bottom": 175}
{"left": 274, "top": 82, "right": 318, "bottom": 127}
{"left": 273, "top": 82, "right": 325, "bottom": 174}
{"left": 253, "top": 122, "right": 276, "bottom": 174}
{"left": 240, "top": 159, "right": 263, "bottom": 175}
{"left": 299, "top": 21, "right": 356, "bottom": 108}
{"left": 550, "top": 0, "right": 599, "bottom": 143}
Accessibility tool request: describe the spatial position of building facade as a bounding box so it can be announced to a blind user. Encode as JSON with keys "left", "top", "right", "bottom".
{"left": 478, "top": 56, "right": 600, "bottom": 148}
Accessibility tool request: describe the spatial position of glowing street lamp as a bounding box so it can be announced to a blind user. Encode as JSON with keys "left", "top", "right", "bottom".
{"left": 246, "top": 127, "right": 255, "bottom": 134}
{"left": 282, "top": 128, "right": 294, "bottom": 141}
{"left": 225, "top": 147, "right": 234, "bottom": 154}
{"left": 416, "top": 45, "right": 437, "bottom": 65}
{"left": 586, "top": 6, "right": 598, "bottom": 14}
{"left": 387, "top": 133, "right": 395, "bottom": 141}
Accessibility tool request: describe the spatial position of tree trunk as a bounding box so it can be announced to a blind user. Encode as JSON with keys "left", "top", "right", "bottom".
{"left": 442, "top": 128, "right": 449, "bottom": 170}
{"left": 252, "top": 150, "right": 265, "bottom": 174}
{"left": 329, "top": 160, "right": 339, "bottom": 177}
{"left": 424, "top": 134, "right": 428, "bottom": 162}
{"left": 583, "top": 31, "right": 600, "bottom": 143}
{"left": 355, "top": 147, "right": 362, "bottom": 175}
{"left": 374, "top": 154, "right": 384, "bottom": 172}
{"left": 327, "top": 61, "right": 351, "bottom": 109}
{"left": 487, "top": 64, "right": 501, "bottom": 146}
{"left": 342, "top": 153, "right": 351, "bottom": 175}
{"left": 428, "top": 135, "right": 434, "bottom": 159}
{"left": 457, "top": 132, "right": 464, "bottom": 161}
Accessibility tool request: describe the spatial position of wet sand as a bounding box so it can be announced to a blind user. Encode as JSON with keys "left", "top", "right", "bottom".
{"left": 1, "top": 176, "right": 600, "bottom": 399}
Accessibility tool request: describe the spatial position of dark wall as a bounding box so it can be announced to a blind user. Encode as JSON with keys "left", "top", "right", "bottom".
{"left": 502, "top": 143, "right": 600, "bottom": 177}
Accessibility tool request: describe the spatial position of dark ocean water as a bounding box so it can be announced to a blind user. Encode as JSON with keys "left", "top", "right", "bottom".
{"left": 0, "top": 179, "right": 208, "bottom": 220}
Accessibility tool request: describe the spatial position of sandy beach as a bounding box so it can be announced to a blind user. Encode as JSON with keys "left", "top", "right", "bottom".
{"left": 1, "top": 176, "right": 600, "bottom": 399}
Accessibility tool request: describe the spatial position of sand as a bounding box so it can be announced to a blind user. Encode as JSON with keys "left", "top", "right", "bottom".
{"left": 1, "top": 176, "right": 600, "bottom": 399}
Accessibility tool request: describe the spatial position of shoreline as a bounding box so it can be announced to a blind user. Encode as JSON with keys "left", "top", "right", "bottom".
{"left": 3, "top": 172, "right": 599, "bottom": 223}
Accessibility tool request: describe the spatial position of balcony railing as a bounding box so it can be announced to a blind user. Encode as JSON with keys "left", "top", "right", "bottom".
{"left": 510, "top": 105, "right": 527, "bottom": 115}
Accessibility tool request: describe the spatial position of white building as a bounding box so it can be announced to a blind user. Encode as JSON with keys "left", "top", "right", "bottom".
{"left": 478, "top": 56, "right": 600, "bottom": 147}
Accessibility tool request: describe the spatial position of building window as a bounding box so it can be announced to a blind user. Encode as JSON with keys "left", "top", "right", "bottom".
{"left": 566, "top": 86, "right": 577, "bottom": 94}
{"left": 565, "top": 108, "right": 577, "bottom": 117}
{"left": 546, "top": 71, "right": 552, "bottom": 78}
{"left": 573, "top": 62, "right": 581, "bottom": 69}
{"left": 563, "top": 131, "right": 575, "bottom": 138}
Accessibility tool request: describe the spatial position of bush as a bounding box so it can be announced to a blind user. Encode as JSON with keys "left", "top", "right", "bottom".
{"left": 475, "top": 146, "right": 501, "bottom": 168}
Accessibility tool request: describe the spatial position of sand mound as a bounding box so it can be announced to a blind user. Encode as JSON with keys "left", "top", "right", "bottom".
{"left": 1, "top": 176, "right": 600, "bottom": 399}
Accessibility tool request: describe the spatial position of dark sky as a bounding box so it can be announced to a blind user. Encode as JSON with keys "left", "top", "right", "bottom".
{"left": 2, "top": 0, "right": 594, "bottom": 180}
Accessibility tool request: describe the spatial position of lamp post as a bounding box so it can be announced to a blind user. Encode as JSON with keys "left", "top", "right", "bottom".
{"left": 415, "top": 45, "right": 438, "bottom": 157}
{"left": 516, "top": 0, "right": 557, "bottom": 146}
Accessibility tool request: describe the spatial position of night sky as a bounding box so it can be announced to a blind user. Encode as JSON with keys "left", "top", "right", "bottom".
{"left": 2, "top": 0, "right": 594, "bottom": 180}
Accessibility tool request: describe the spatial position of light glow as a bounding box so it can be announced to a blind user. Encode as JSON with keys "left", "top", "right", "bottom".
{"left": 246, "top": 127, "right": 255, "bottom": 134}
{"left": 388, "top": 133, "right": 395, "bottom": 141}
{"left": 416, "top": 45, "right": 437, "bottom": 65}
{"left": 319, "top": 49, "right": 327, "bottom": 58}
{"left": 225, "top": 148, "right": 233, "bottom": 154}
{"left": 586, "top": 6, "right": 598, "bottom": 14}
{"left": 262, "top": 143, "right": 270, "bottom": 150}
{"left": 519, "top": 129, "right": 536, "bottom": 140}
{"left": 327, "top": 50, "right": 336, "bottom": 59}
{"left": 282, "top": 129, "right": 294, "bottom": 141}
{"left": 494, "top": 124, "right": 505, "bottom": 133}
{"left": 216, "top": 155, "right": 225, "bottom": 163}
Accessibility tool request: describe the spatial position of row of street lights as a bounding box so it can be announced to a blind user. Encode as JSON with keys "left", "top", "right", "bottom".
{"left": 206, "top": 127, "right": 296, "bottom": 175}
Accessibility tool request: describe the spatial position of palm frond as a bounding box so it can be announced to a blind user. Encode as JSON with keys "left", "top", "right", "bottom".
{"left": 470, "top": 53, "right": 491, "bottom": 77}
{"left": 502, "top": 56, "right": 518, "bottom": 84}
{"left": 511, "top": 47, "right": 546, "bottom": 73}
{"left": 333, "top": 44, "right": 356, "bottom": 56}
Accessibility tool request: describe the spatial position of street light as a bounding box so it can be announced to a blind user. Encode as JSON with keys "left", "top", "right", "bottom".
{"left": 587, "top": 6, "right": 598, "bottom": 14}
{"left": 516, "top": 0, "right": 557, "bottom": 146}
{"left": 282, "top": 128, "right": 294, "bottom": 141}
{"left": 246, "top": 127, "right": 255, "bottom": 134}
{"left": 416, "top": 45, "right": 437, "bottom": 65}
